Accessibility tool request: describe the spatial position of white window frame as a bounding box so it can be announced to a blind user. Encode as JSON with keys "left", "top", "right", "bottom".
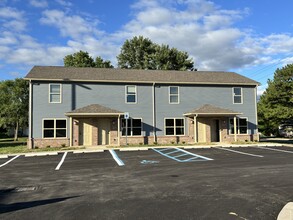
{"left": 125, "top": 85, "right": 137, "bottom": 104}
{"left": 164, "top": 118, "right": 185, "bottom": 136}
{"left": 169, "top": 86, "right": 180, "bottom": 104}
{"left": 49, "top": 84, "right": 62, "bottom": 103}
{"left": 232, "top": 87, "right": 243, "bottom": 104}
{"left": 42, "top": 118, "right": 67, "bottom": 138}
{"left": 121, "top": 118, "right": 142, "bottom": 136}
{"left": 229, "top": 117, "right": 248, "bottom": 135}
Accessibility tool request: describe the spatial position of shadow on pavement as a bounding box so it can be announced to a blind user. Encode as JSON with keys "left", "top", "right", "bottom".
{"left": 0, "top": 191, "right": 79, "bottom": 214}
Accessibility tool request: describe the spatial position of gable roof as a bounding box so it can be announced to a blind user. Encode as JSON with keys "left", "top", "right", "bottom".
{"left": 184, "top": 104, "right": 242, "bottom": 117}
{"left": 24, "top": 66, "right": 258, "bottom": 86}
{"left": 65, "top": 104, "right": 123, "bottom": 116}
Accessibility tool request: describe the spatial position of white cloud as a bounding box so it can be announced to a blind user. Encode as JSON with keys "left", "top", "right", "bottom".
{"left": 114, "top": 0, "right": 293, "bottom": 71}
{"left": 55, "top": 0, "right": 72, "bottom": 7}
{"left": 0, "top": 7, "right": 26, "bottom": 32}
{"left": 0, "top": 31, "right": 18, "bottom": 45}
{"left": 29, "top": 0, "right": 48, "bottom": 8}
{"left": 40, "top": 10, "right": 103, "bottom": 39}
{"left": 1, "top": 0, "right": 293, "bottom": 81}
{"left": 257, "top": 84, "right": 267, "bottom": 97}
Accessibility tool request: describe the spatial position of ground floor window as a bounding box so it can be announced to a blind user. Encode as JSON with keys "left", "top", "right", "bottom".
{"left": 43, "top": 119, "right": 67, "bottom": 138}
{"left": 229, "top": 118, "right": 248, "bottom": 134}
{"left": 165, "top": 118, "right": 185, "bottom": 136}
{"left": 121, "top": 118, "right": 142, "bottom": 136}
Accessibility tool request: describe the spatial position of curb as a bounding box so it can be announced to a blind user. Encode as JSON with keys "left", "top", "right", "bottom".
{"left": 73, "top": 149, "right": 104, "bottom": 154}
{"left": 277, "top": 202, "right": 293, "bottom": 220}
{"left": 0, "top": 143, "right": 291, "bottom": 158}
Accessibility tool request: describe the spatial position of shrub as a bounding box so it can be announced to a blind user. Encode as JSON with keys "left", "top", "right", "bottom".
{"left": 182, "top": 141, "right": 186, "bottom": 144}
{"left": 61, "top": 144, "right": 66, "bottom": 148}
{"left": 153, "top": 141, "right": 157, "bottom": 145}
{"left": 46, "top": 145, "right": 51, "bottom": 148}
{"left": 139, "top": 142, "right": 143, "bottom": 145}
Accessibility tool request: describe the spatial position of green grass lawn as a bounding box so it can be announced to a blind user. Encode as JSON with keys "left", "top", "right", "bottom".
{"left": 0, "top": 137, "right": 83, "bottom": 154}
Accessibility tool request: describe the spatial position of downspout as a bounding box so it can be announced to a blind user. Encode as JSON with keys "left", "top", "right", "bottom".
{"left": 152, "top": 82, "right": 157, "bottom": 143}
{"left": 29, "top": 80, "right": 33, "bottom": 149}
{"left": 254, "top": 86, "right": 259, "bottom": 142}
{"left": 193, "top": 114, "right": 198, "bottom": 143}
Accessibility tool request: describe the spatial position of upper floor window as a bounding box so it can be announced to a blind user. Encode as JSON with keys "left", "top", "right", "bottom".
{"left": 229, "top": 118, "right": 248, "bottom": 134}
{"left": 169, "top": 86, "right": 179, "bottom": 104}
{"left": 233, "top": 87, "right": 242, "bottom": 104}
{"left": 165, "top": 118, "right": 185, "bottom": 136}
{"left": 126, "top": 85, "right": 137, "bottom": 103}
{"left": 49, "top": 84, "right": 61, "bottom": 103}
{"left": 43, "top": 119, "right": 67, "bottom": 138}
{"left": 121, "top": 118, "right": 142, "bottom": 136}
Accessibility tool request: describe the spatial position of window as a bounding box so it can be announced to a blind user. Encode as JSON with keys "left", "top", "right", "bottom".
{"left": 233, "top": 87, "right": 242, "bottom": 104}
{"left": 165, "top": 118, "right": 185, "bottom": 136}
{"left": 49, "top": 84, "right": 61, "bottom": 103}
{"left": 43, "top": 119, "right": 67, "bottom": 138}
{"left": 169, "top": 86, "right": 179, "bottom": 104}
{"left": 126, "top": 85, "right": 137, "bottom": 103}
{"left": 229, "top": 118, "right": 248, "bottom": 134}
{"left": 121, "top": 118, "right": 142, "bottom": 136}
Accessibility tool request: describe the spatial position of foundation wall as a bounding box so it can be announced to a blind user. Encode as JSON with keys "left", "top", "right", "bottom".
{"left": 31, "top": 138, "right": 70, "bottom": 148}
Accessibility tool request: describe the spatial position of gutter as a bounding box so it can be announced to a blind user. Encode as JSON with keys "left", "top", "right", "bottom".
{"left": 23, "top": 78, "right": 259, "bottom": 86}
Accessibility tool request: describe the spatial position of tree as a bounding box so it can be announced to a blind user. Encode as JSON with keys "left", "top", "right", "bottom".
{"left": 258, "top": 64, "right": 293, "bottom": 135}
{"left": 95, "top": 56, "right": 114, "bottom": 68}
{"left": 117, "top": 36, "right": 194, "bottom": 70}
{"left": 64, "top": 50, "right": 95, "bottom": 67}
{"left": 64, "top": 50, "right": 113, "bottom": 68}
{"left": 0, "top": 78, "right": 29, "bottom": 141}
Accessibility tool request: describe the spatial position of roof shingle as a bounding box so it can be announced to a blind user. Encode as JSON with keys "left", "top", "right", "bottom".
{"left": 25, "top": 66, "right": 258, "bottom": 86}
{"left": 185, "top": 104, "right": 242, "bottom": 116}
{"left": 66, "top": 104, "right": 123, "bottom": 115}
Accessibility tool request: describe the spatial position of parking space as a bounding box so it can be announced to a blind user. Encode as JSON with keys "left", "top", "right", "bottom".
{"left": 1, "top": 146, "right": 293, "bottom": 219}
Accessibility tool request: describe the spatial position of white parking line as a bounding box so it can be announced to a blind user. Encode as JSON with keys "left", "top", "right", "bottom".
{"left": 217, "top": 147, "right": 264, "bottom": 158}
{"left": 55, "top": 152, "right": 68, "bottom": 170}
{"left": 109, "top": 149, "right": 125, "bottom": 166}
{"left": 256, "top": 146, "right": 293, "bottom": 154}
{"left": 0, "top": 155, "right": 20, "bottom": 167}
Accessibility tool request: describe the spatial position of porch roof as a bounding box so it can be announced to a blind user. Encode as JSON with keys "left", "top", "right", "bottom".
{"left": 65, "top": 104, "right": 123, "bottom": 116}
{"left": 184, "top": 104, "right": 242, "bottom": 117}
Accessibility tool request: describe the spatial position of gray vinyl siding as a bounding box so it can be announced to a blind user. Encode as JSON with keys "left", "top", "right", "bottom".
{"left": 32, "top": 82, "right": 154, "bottom": 138}
{"left": 154, "top": 84, "right": 257, "bottom": 136}
{"left": 31, "top": 81, "right": 257, "bottom": 138}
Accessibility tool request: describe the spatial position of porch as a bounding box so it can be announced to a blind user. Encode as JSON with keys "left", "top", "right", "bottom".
{"left": 65, "top": 104, "right": 123, "bottom": 147}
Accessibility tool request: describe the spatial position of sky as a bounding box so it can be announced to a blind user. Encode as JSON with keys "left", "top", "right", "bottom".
{"left": 1, "top": 0, "right": 293, "bottom": 96}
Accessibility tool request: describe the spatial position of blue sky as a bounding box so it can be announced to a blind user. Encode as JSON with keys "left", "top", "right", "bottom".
{"left": 1, "top": 0, "right": 293, "bottom": 95}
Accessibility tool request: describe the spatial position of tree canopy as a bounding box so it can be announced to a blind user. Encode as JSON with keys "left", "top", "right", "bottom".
{"left": 0, "top": 78, "right": 29, "bottom": 140}
{"left": 64, "top": 50, "right": 113, "bottom": 68}
{"left": 258, "top": 64, "right": 293, "bottom": 135}
{"left": 117, "top": 36, "right": 194, "bottom": 71}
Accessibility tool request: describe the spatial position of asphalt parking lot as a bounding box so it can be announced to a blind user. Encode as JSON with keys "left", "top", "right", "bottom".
{"left": 1, "top": 146, "right": 293, "bottom": 220}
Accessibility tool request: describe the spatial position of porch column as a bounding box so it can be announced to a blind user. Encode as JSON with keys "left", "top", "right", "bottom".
{"left": 117, "top": 115, "right": 120, "bottom": 146}
{"left": 234, "top": 116, "right": 237, "bottom": 142}
{"left": 193, "top": 115, "right": 197, "bottom": 143}
{"left": 69, "top": 117, "right": 73, "bottom": 147}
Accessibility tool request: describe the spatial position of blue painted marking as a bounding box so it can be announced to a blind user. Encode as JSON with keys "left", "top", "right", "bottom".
{"left": 140, "top": 160, "right": 159, "bottom": 164}
{"left": 173, "top": 153, "right": 189, "bottom": 158}
{"left": 164, "top": 150, "right": 180, "bottom": 155}
{"left": 152, "top": 148, "right": 213, "bottom": 162}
